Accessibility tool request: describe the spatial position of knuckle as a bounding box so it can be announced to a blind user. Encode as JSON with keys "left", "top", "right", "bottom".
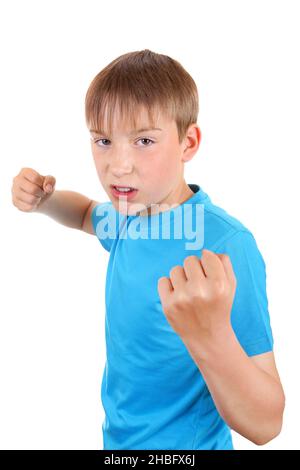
{"left": 191, "top": 292, "right": 201, "bottom": 303}
{"left": 31, "top": 175, "right": 40, "bottom": 185}
{"left": 169, "top": 265, "right": 180, "bottom": 276}
{"left": 163, "top": 303, "right": 173, "bottom": 315}
{"left": 161, "top": 298, "right": 173, "bottom": 315}
{"left": 34, "top": 188, "right": 43, "bottom": 197}
{"left": 174, "top": 291, "right": 188, "bottom": 307}
{"left": 213, "top": 278, "right": 227, "bottom": 295}
{"left": 186, "top": 283, "right": 200, "bottom": 298}
{"left": 184, "top": 255, "right": 197, "bottom": 266}
{"left": 28, "top": 195, "right": 37, "bottom": 204}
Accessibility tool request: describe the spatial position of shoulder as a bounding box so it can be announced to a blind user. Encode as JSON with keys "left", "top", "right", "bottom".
{"left": 92, "top": 200, "right": 114, "bottom": 217}
{"left": 92, "top": 201, "right": 125, "bottom": 225}
{"left": 201, "top": 197, "right": 257, "bottom": 251}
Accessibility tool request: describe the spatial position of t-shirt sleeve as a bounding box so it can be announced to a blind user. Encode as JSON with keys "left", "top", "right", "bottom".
{"left": 213, "top": 229, "right": 274, "bottom": 356}
{"left": 91, "top": 201, "right": 124, "bottom": 252}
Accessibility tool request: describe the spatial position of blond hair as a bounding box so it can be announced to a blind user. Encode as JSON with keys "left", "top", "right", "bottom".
{"left": 85, "top": 49, "right": 199, "bottom": 144}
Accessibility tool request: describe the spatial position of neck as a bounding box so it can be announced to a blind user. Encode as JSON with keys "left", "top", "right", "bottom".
{"left": 142, "top": 180, "right": 194, "bottom": 217}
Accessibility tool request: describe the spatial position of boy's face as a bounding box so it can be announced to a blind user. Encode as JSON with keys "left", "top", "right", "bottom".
{"left": 89, "top": 106, "right": 200, "bottom": 216}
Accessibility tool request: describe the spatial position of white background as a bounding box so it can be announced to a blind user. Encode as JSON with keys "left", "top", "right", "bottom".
{"left": 0, "top": 0, "right": 299, "bottom": 450}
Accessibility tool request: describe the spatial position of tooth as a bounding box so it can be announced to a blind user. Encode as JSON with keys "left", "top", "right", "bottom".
{"left": 116, "top": 186, "right": 131, "bottom": 192}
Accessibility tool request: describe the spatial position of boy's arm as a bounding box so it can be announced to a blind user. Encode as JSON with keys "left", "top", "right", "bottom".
{"left": 187, "top": 328, "right": 285, "bottom": 446}
{"left": 11, "top": 167, "right": 100, "bottom": 234}
{"left": 157, "top": 249, "right": 285, "bottom": 446}
{"left": 36, "top": 190, "right": 99, "bottom": 235}
{"left": 80, "top": 199, "right": 99, "bottom": 235}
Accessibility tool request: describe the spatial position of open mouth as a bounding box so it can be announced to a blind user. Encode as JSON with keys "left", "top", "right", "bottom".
{"left": 110, "top": 185, "right": 138, "bottom": 199}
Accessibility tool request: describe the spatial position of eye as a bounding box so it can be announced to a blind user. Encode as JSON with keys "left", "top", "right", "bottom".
{"left": 94, "top": 138, "right": 111, "bottom": 147}
{"left": 92, "top": 137, "right": 154, "bottom": 147}
{"left": 137, "top": 138, "right": 154, "bottom": 146}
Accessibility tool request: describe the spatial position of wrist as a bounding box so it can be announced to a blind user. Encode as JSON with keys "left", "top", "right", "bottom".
{"left": 183, "top": 324, "right": 236, "bottom": 364}
{"left": 35, "top": 190, "right": 56, "bottom": 214}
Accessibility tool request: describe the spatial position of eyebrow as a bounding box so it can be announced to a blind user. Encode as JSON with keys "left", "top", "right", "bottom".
{"left": 89, "top": 127, "right": 163, "bottom": 136}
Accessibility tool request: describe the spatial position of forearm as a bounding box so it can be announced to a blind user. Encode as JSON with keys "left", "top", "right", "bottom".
{"left": 185, "top": 328, "right": 285, "bottom": 445}
{"left": 35, "top": 190, "right": 91, "bottom": 230}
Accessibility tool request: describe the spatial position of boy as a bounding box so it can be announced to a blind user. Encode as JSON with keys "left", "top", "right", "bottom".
{"left": 12, "top": 49, "right": 285, "bottom": 450}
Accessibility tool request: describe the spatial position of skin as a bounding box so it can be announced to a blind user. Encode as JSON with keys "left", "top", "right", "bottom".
{"left": 89, "top": 106, "right": 201, "bottom": 216}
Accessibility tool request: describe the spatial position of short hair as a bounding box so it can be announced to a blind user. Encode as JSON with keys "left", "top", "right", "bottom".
{"left": 85, "top": 49, "right": 199, "bottom": 144}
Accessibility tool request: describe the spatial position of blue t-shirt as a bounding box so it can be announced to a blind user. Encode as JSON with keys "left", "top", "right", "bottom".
{"left": 91, "top": 183, "right": 274, "bottom": 450}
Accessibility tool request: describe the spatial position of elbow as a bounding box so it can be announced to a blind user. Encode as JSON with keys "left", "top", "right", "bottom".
{"left": 254, "top": 424, "right": 283, "bottom": 446}
{"left": 253, "top": 394, "right": 285, "bottom": 446}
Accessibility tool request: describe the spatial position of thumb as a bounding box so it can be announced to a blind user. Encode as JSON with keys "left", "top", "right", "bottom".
{"left": 43, "top": 175, "right": 56, "bottom": 193}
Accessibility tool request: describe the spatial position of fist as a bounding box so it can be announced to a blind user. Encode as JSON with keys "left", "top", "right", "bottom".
{"left": 11, "top": 167, "right": 56, "bottom": 212}
{"left": 157, "top": 249, "right": 237, "bottom": 348}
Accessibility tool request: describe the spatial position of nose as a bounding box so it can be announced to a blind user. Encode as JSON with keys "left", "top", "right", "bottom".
{"left": 110, "top": 150, "right": 134, "bottom": 177}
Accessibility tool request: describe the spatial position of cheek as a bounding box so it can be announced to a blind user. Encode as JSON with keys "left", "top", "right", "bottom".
{"left": 140, "top": 161, "right": 167, "bottom": 187}
{"left": 144, "top": 148, "right": 179, "bottom": 180}
{"left": 92, "top": 162, "right": 107, "bottom": 187}
{"left": 155, "top": 152, "right": 180, "bottom": 182}
{"left": 92, "top": 154, "right": 105, "bottom": 174}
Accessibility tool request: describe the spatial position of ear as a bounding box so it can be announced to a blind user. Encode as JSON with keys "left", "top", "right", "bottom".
{"left": 181, "top": 124, "right": 201, "bottom": 163}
